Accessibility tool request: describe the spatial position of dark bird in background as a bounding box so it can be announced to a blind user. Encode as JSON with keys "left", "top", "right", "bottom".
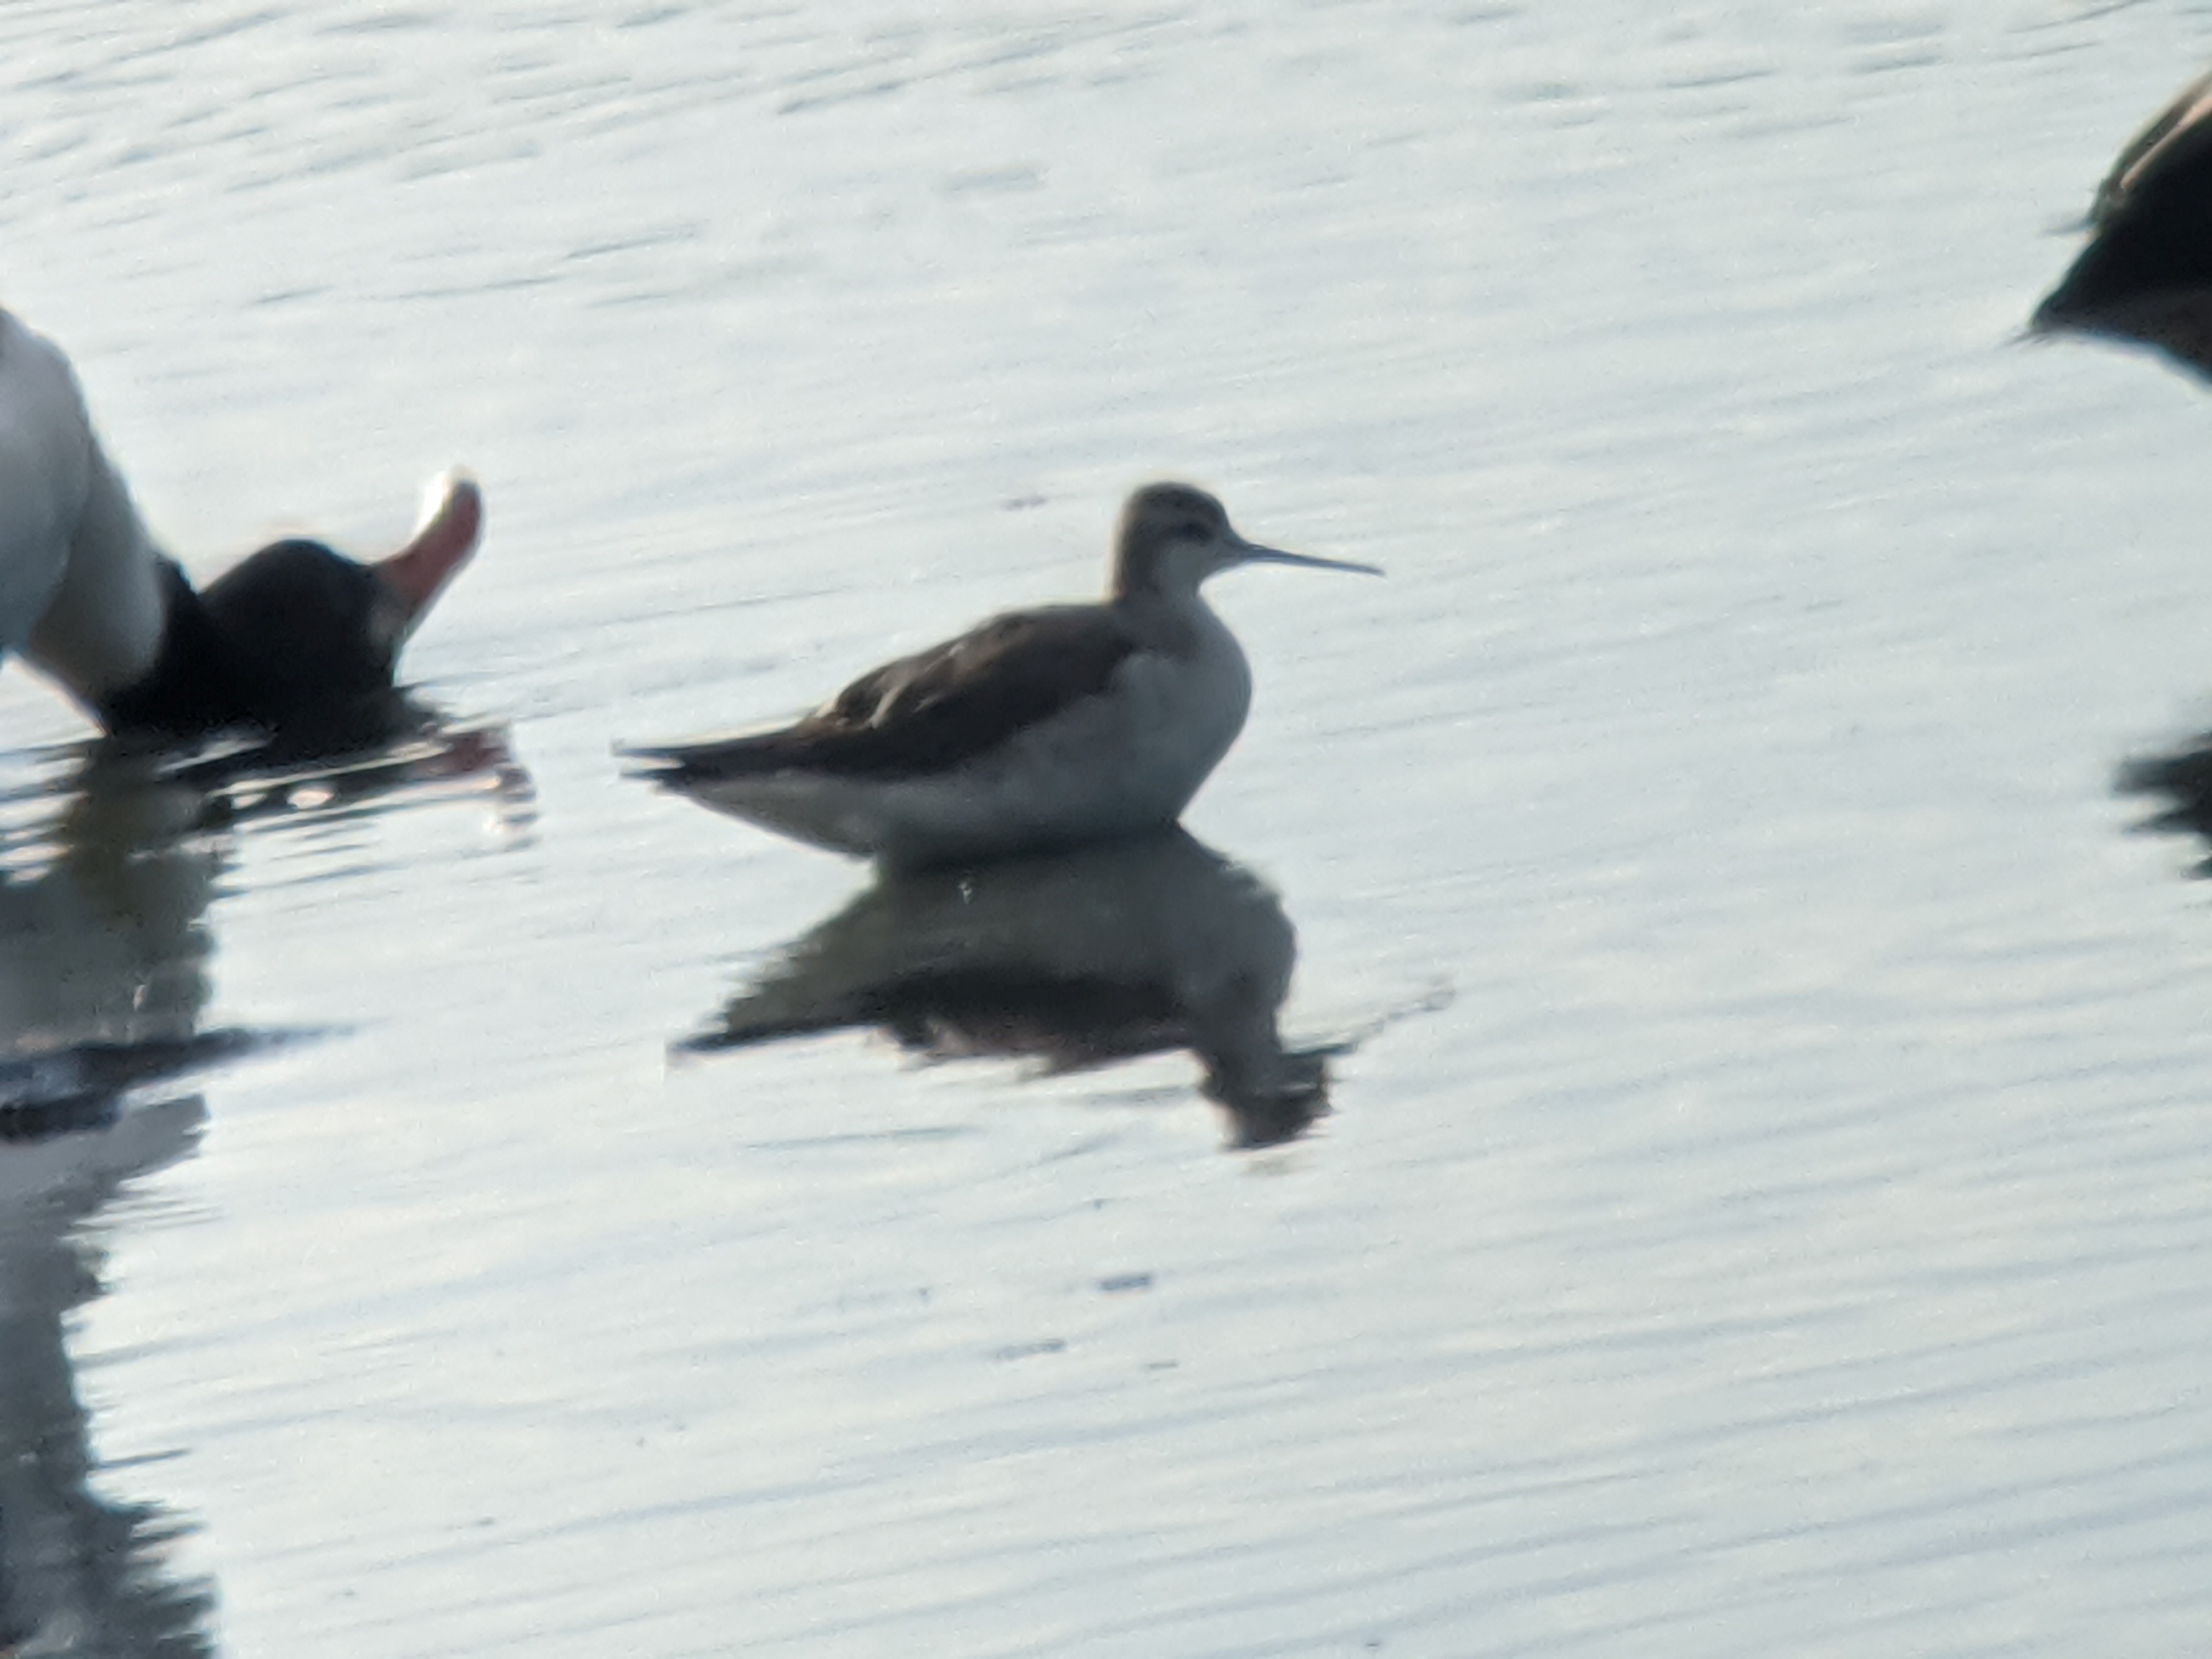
{"left": 2034, "top": 71, "right": 2212, "bottom": 379}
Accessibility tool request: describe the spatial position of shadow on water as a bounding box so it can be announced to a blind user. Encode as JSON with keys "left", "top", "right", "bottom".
{"left": 679, "top": 828, "right": 1342, "bottom": 1149}
{"left": 0, "top": 712, "right": 533, "bottom": 1655}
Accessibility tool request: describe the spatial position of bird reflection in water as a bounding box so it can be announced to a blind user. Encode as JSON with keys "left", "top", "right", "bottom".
{"left": 2118, "top": 731, "right": 2212, "bottom": 876}
{"left": 1, "top": 765, "right": 230, "bottom": 1657}
{"left": 2, "top": 714, "right": 534, "bottom": 1115}
{"left": 680, "top": 828, "right": 1337, "bottom": 1148}
{"left": 0, "top": 715, "right": 532, "bottom": 1654}
{"left": 0, "top": 1096, "right": 213, "bottom": 1657}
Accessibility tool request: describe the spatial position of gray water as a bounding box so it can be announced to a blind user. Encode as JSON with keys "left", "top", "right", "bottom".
{"left": 6, "top": 3, "right": 2212, "bottom": 1654}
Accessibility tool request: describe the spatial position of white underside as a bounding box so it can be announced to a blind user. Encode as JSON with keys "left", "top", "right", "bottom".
{"left": 685, "top": 610, "right": 1255, "bottom": 867}
{"left": 0, "top": 311, "right": 166, "bottom": 703}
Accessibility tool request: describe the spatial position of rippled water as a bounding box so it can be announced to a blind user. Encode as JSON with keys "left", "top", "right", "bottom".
{"left": 8, "top": 3, "right": 2212, "bottom": 1654}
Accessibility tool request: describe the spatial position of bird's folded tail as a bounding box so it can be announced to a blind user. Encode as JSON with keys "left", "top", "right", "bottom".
{"left": 614, "top": 730, "right": 808, "bottom": 786}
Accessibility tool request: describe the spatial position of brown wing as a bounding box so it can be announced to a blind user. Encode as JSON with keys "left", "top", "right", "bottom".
{"left": 2092, "top": 73, "right": 2212, "bottom": 226}
{"left": 632, "top": 605, "right": 1139, "bottom": 782}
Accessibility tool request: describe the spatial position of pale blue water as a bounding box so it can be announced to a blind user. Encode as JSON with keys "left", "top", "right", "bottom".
{"left": 7, "top": 3, "right": 2212, "bottom": 1655}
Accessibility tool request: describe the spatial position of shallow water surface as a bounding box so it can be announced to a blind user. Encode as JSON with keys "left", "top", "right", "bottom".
{"left": 8, "top": 3, "right": 2212, "bottom": 1655}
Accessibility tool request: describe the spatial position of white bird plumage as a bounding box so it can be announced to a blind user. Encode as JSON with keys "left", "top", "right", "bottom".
{"left": 0, "top": 311, "right": 167, "bottom": 696}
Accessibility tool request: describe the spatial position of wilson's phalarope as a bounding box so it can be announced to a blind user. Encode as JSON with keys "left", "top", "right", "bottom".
{"left": 620, "top": 482, "right": 1380, "bottom": 868}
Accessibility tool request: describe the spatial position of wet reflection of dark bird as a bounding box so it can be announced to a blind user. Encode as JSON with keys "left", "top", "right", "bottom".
{"left": 0, "top": 1094, "right": 215, "bottom": 1657}
{"left": 680, "top": 828, "right": 1336, "bottom": 1148}
{"left": 2117, "top": 730, "right": 2212, "bottom": 875}
{"left": 0, "top": 309, "right": 483, "bottom": 745}
{"left": 2033, "top": 71, "right": 2212, "bottom": 379}
{"left": 2, "top": 731, "right": 534, "bottom": 1139}
{"left": 622, "top": 483, "right": 1379, "bottom": 868}
{"left": 0, "top": 767, "right": 234, "bottom": 1657}
{"left": 0, "top": 759, "right": 224, "bottom": 1081}
{"left": 0, "top": 728, "right": 540, "bottom": 1655}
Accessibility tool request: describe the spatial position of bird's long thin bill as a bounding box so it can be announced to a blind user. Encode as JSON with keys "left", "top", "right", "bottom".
{"left": 1237, "top": 542, "right": 1384, "bottom": 577}
{"left": 375, "top": 472, "right": 485, "bottom": 626}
